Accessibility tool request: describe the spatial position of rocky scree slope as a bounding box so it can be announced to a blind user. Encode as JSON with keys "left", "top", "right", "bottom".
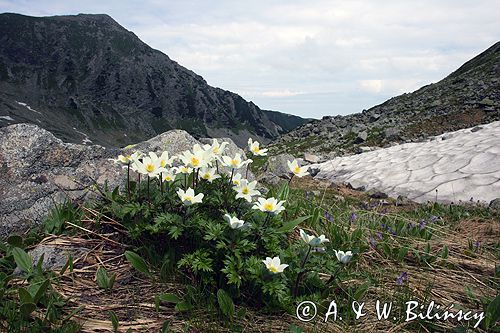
{"left": 274, "top": 42, "right": 500, "bottom": 158}
{"left": 0, "top": 13, "right": 307, "bottom": 147}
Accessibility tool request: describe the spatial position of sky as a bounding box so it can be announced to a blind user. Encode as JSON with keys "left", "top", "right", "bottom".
{"left": 1, "top": 1, "right": 499, "bottom": 119}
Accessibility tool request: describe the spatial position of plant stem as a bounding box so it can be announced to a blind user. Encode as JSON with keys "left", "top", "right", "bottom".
{"left": 147, "top": 176, "right": 150, "bottom": 203}
{"left": 293, "top": 245, "right": 312, "bottom": 297}
{"left": 160, "top": 173, "right": 163, "bottom": 196}
{"left": 229, "top": 168, "right": 234, "bottom": 185}
{"left": 288, "top": 173, "right": 295, "bottom": 186}
{"left": 127, "top": 164, "right": 131, "bottom": 200}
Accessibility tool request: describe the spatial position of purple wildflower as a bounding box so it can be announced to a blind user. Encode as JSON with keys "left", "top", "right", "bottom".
{"left": 376, "top": 232, "right": 383, "bottom": 240}
{"left": 419, "top": 219, "right": 426, "bottom": 230}
{"left": 396, "top": 272, "right": 408, "bottom": 285}
{"left": 350, "top": 212, "right": 358, "bottom": 222}
{"left": 430, "top": 215, "right": 438, "bottom": 222}
{"left": 324, "top": 211, "right": 334, "bottom": 223}
{"left": 369, "top": 237, "right": 377, "bottom": 248}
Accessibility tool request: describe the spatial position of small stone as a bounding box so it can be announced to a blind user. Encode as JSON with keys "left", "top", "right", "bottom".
{"left": 304, "top": 153, "right": 320, "bottom": 163}
{"left": 367, "top": 189, "right": 388, "bottom": 199}
{"left": 470, "top": 126, "right": 482, "bottom": 133}
{"left": 308, "top": 167, "right": 321, "bottom": 177}
{"left": 489, "top": 198, "right": 500, "bottom": 210}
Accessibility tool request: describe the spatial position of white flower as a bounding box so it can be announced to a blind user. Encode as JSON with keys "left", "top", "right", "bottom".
{"left": 162, "top": 169, "right": 177, "bottom": 182}
{"left": 199, "top": 167, "right": 220, "bottom": 183}
{"left": 133, "top": 155, "right": 165, "bottom": 177}
{"left": 248, "top": 138, "right": 268, "bottom": 156}
{"left": 179, "top": 149, "right": 208, "bottom": 169}
{"left": 149, "top": 151, "right": 175, "bottom": 168}
{"left": 287, "top": 160, "right": 309, "bottom": 178}
{"left": 177, "top": 187, "right": 204, "bottom": 205}
{"left": 221, "top": 153, "right": 252, "bottom": 169}
{"left": 110, "top": 152, "right": 142, "bottom": 166}
{"left": 262, "top": 256, "right": 288, "bottom": 274}
{"left": 176, "top": 165, "right": 193, "bottom": 174}
{"left": 252, "top": 197, "right": 286, "bottom": 215}
{"left": 232, "top": 173, "right": 243, "bottom": 186}
{"left": 234, "top": 179, "right": 261, "bottom": 202}
{"left": 299, "top": 229, "right": 330, "bottom": 247}
{"left": 334, "top": 250, "right": 353, "bottom": 264}
{"left": 205, "top": 139, "right": 228, "bottom": 156}
{"left": 223, "top": 214, "right": 245, "bottom": 229}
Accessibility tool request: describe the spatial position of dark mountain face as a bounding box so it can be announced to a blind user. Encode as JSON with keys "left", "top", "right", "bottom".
{"left": 275, "top": 42, "right": 500, "bottom": 156}
{"left": 0, "top": 13, "right": 308, "bottom": 147}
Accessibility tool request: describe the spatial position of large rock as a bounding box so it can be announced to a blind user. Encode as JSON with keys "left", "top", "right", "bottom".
{"left": 258, "top": 153, "right": 295, "bottom": 185}
{"left": 0, "top": 124, "right": 122, "bottom": 239}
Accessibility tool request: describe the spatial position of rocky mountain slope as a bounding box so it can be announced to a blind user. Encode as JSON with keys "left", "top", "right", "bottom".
{"left": 274, "top": 41, "right": 500, "bottom": 158}
{"left": 0, "top": 13, "right": 308, "bottom": 147}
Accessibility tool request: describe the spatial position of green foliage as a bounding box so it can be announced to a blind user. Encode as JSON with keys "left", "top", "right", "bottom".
{"left": 44, "top": 200, "right": 83, "bottom": 234}
{"left": 0, "top": 240, "right": 80, "bottom": 332}
{"left": 96, "top": 266, "right": 116, "bottom": 291}
{"left": 96, "top": 171, "right": 340, "bottom": 313}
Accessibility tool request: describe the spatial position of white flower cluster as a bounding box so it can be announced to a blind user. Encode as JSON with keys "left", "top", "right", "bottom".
{"left": 111, "top": 138, "right": 350, "bottom": 275}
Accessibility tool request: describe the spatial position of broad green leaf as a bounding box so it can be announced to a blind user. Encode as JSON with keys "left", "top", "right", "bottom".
{"left": 217, "top": 289, "right": 235, "bottom": 318}
{"left": 158, "top": 293, "right": 181, "bottom": 304}
{"left": 175, "top": 301, "right": 192, "bottom": 312}
{"left": 124, "top": 251, "right": 150, "bottom": 276}
{"left": 33, "top": 279, "right": 50, "bottom": 303}
{"left": 18, "top": 287, "right": 33, "bottom": 304}
{"left": 96, "top": 267, "right": 110, "bottom": 290}
{"left": 20, "top": 302, "right": 36, "bottom": 317}
{"left": 278, "top": 216, "right": 310, "bottom": 233}
{"left": 12, "top": 247, "right": 32, "bottom": 273}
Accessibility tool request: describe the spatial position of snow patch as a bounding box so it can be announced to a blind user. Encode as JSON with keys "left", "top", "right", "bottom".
{"left": 0, "top": 116, "right": 15, "bottom": 121}
{"left": 15, "top": 101, "right": 42, "bottom": 115}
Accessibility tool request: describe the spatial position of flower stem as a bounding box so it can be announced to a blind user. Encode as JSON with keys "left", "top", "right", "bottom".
{"left": 229, "top": 168, "right": 234, "bottom": 185}
{"left": 127, "top": 164, "right": 131, "bottom": 200}
{"left": 288, "top": 173, "right": 295, "bottom": 186}
{"left": 293, "top": 245, "right": 312, "bottom": 297}
{"left": 147, "top": 176, "right": 150, "bottom": 203}
{"left": 160, "top": 173, "right": 163, "bottom": 196}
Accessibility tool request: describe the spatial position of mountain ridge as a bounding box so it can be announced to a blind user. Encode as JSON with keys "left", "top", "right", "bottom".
{"left": 0, "top": 12, "right": 308, "bottom": 147}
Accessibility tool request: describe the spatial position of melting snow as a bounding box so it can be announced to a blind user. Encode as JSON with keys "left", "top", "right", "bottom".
{"left": 0, "top": 116, "right": 15, "bottom": 121}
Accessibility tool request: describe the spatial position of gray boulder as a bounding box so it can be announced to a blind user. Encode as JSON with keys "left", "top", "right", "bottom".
{"left": 0, "top": 124, "right": 122, "bottom": 239}
{"left": 489, "top": 198, "right": 500, "bottom": 210}
{"left": 258, "top": 153, "right": 295, "bottom": 185}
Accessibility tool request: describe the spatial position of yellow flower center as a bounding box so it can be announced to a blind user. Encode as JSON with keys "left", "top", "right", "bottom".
{"left": 294, "top": 166, "right": 301, "bottom": 174}
{"left": 252, "top": 147, "right": 260, "bottom": 153}
{"left": 184, "top": 196, "right": 193, "bottom": 202}
{"left": 263, "top": 203, "right": 274, "bottom": 211}
{"left": 161, "top": 160, "right": 166, "bottom": 167}
{"left": 233, "top": 180, "right": 240, "bottom": 185}
{"left": 269, "top": 266, "right": 278, "bottom": 273}
{"left": 164, "top": 175, "right": 172, "bottom": 181}
{"left": 242, "top": 187, "right": 249, "bottom": 195}
{"left": 146, "top": 164, "right": 155, "bottom": 172}
{"left": 191, "top": 157, "right": 200, "bottom": 167}
{"left": 231, "top": 159, "right": 238, "bottom": 166}
{"left": 203, "top": 173, "right": 210, "bottom": 179}
{"left": 213, "top": 147, "right": 219, "bottom": 153}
